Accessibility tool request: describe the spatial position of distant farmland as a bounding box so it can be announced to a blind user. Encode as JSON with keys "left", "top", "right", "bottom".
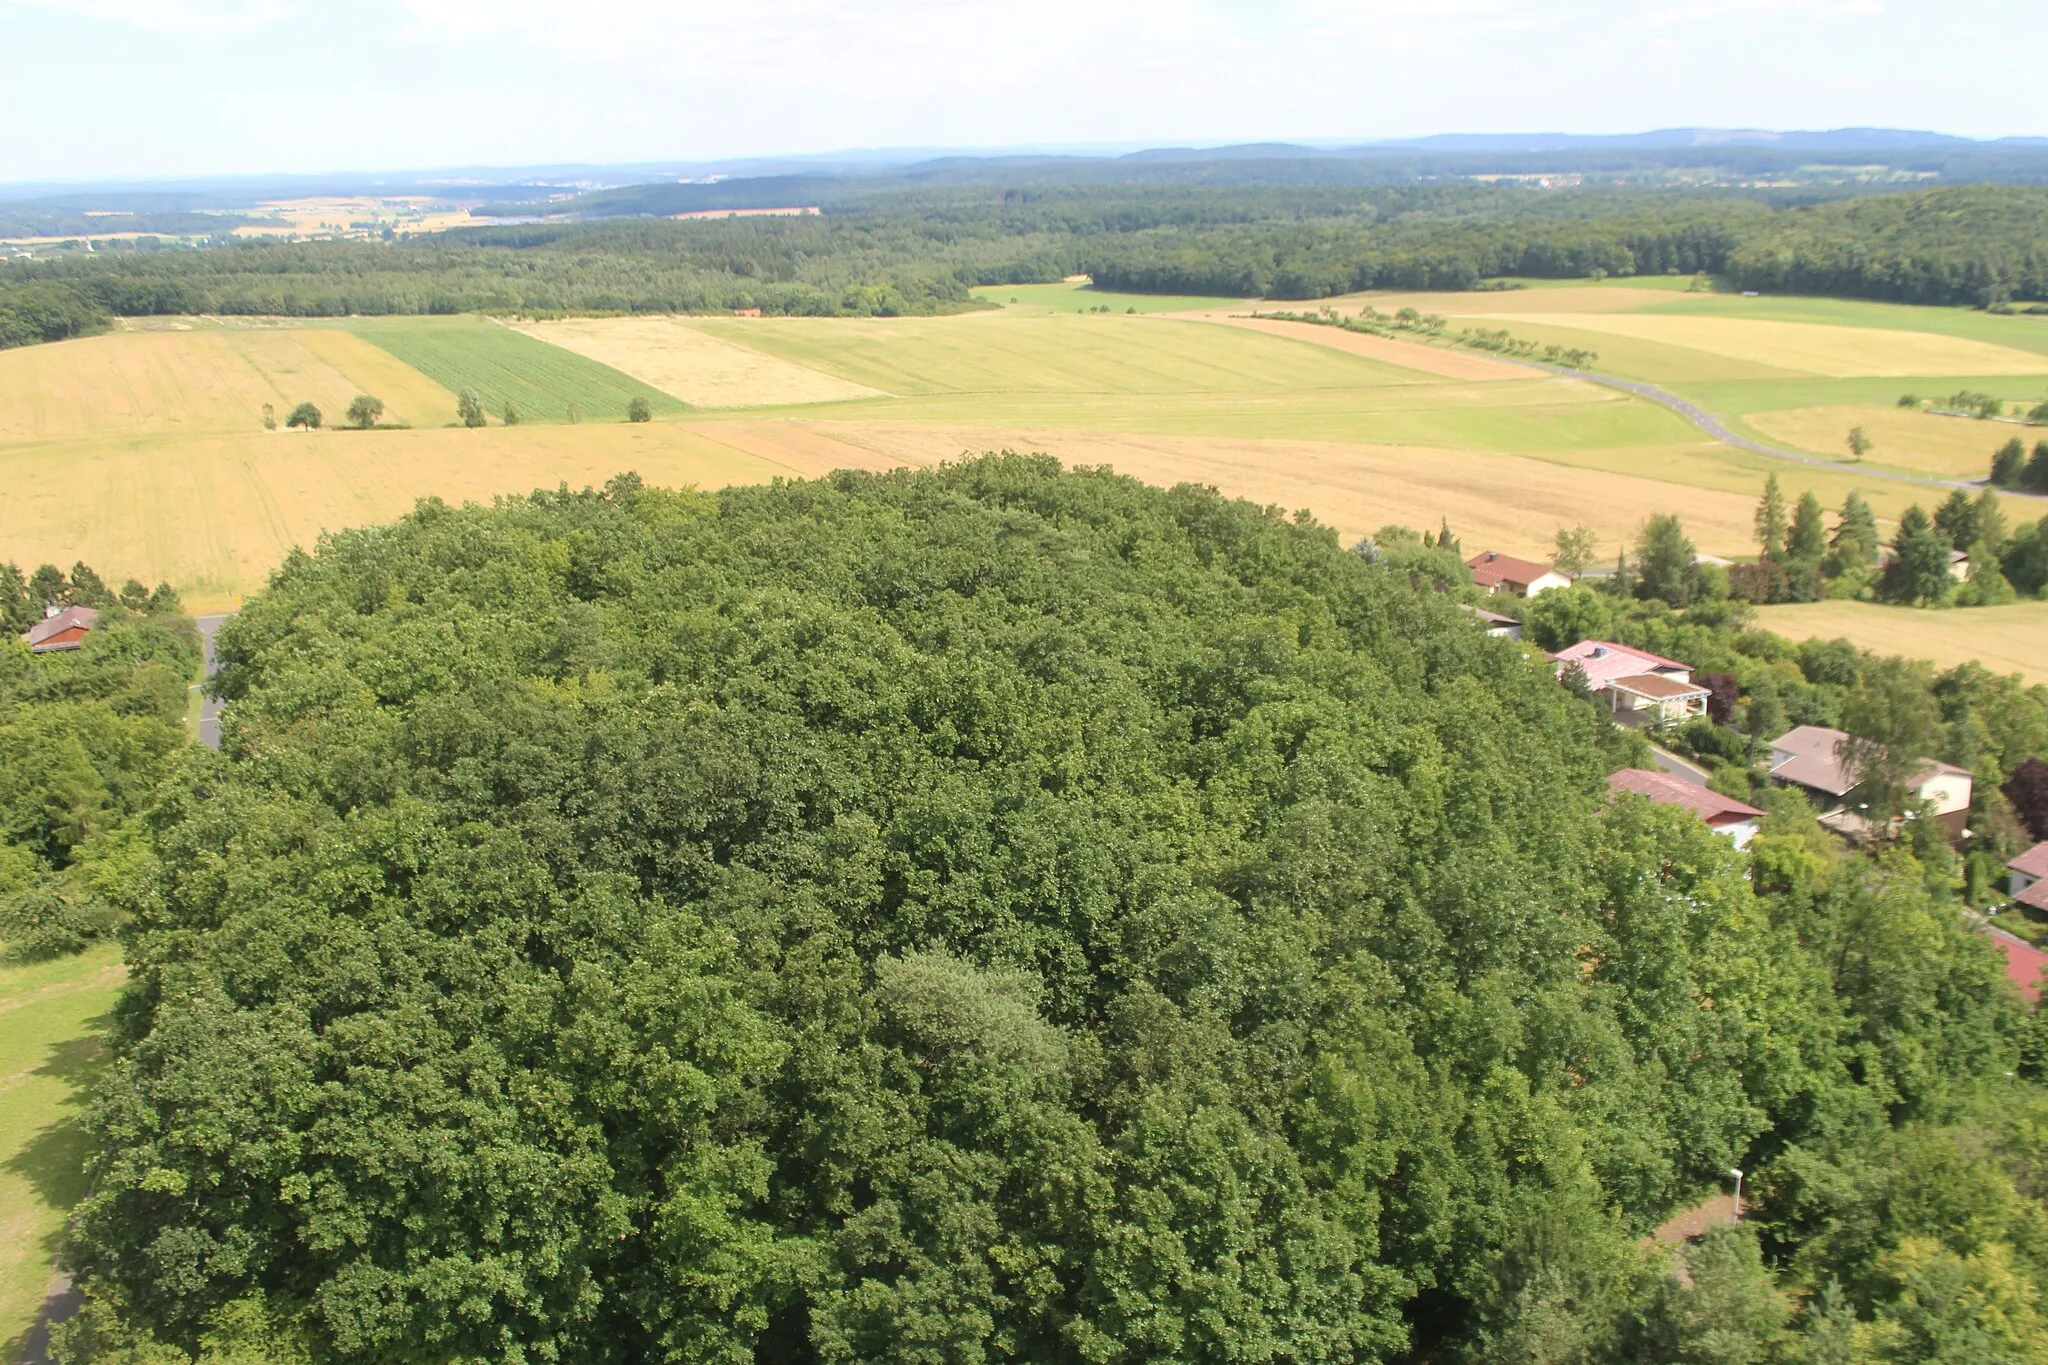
{"left": 349, "top": 317, "right": 685, "bottom": 425}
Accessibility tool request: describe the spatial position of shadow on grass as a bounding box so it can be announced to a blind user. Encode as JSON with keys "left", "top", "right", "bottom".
{"left": 3, "top": 1013, "right": 113, "bottom": 1365}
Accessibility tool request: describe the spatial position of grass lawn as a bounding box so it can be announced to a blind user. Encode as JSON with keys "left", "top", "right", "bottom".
{"left": 348, "top": 316, "right": 684, "bottom": 425}
{"left": 1753, "top": 600, "right": 2048, "bottom": 686}
{"left": 0, "top": 944, "right": 125, "bottom": 1360}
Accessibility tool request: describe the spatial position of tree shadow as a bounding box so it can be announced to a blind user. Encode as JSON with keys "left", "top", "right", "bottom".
{"left": 3, "top": 1013, "right": 113, "bottom": 1365}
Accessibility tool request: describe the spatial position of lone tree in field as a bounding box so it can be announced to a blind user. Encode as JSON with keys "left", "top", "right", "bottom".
{"left": 457, "top": 391, "right": 488, "bottom": 429}
{"left": 346, "top": 395, "right": 385, "bottom": 430}
{"left": 627, "top": 396, "right": 653, "bottom": 424}
{"left": 1845, "top": 426, "right": 1871, "bottom": 462}
{"left": 261, "top": 403, "right": 276, "bottom": 431}
{"left": 502, "top": 402, "right": 521, "bottom": 427}
{"left": 285, "top": 402, "right": 321, "bottom": 430}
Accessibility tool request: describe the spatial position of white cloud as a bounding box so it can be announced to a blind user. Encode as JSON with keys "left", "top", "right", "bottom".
{"left": 8, "top": 0, "right": 298, "bottom": 34}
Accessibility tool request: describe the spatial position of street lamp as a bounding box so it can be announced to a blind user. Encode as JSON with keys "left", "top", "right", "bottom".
{"left": 1730, "top": 1168, "right": 1744, "bottom": 1222}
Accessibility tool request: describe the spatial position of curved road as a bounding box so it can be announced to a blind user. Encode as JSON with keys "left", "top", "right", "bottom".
{"left": 1518, "top": 357, "right": 2048, "bottom": 505}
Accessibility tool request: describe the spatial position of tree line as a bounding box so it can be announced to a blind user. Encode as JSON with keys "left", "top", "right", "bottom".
{"left": 40, "top": 458, "right": 2048, "bottom": 1365}
{"left": 6, "top": 182, "right": 2048, "bottom": 349}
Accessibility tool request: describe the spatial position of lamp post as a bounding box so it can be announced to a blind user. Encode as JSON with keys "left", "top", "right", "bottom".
{"left": 1730, "top": 1168, "right": 1744, "bottom": 1223}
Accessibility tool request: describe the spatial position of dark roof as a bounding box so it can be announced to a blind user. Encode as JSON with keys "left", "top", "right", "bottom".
{"left": 2010, "top": 842, "right": 2048, "bottom": 880}
{"left": 1608, "top": 768, "right": 1763, "bottom": 824}
{"left": 1769, "top": 725, "right": 1971, "bottom": 798}
{"left": 1459, "top": 604, "right": 1519, "bottom": 627}
{"left": 21, "top": 605, "right": 100, "bottom": 650}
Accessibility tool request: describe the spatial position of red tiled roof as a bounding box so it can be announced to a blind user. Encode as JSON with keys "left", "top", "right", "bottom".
{"left": 21, "top": 606, "right": 99, "bottom": 650}
{"left": 1466, "top": 551, "right": 1557, "bottom": 588}
{"left": 2018, "top": 879, "right": 2048, "bottom": 913}
{"left": 2010, "top": 842, "right": 2048, "bottom": 880}
{"left": 1608, "top": 768, "right": 1763, "bottom": 825}
{"left": 1984, "top": 926, "right": 2047, "bottom": 1004}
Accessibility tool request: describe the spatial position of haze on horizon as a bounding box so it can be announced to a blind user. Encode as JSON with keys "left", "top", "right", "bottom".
{"left": 4, "top": 0, "right": 2046, "bottom": 183}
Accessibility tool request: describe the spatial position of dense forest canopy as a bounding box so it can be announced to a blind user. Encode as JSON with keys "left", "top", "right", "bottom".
{"left": 6, "top": 182, "right": 2048, "bottom": 346}
{"left": 57, "top": 459, "right": 2045, "bottom": 1365}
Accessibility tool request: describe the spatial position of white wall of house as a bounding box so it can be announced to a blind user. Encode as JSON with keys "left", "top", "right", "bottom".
{"left": 1717, "top": 819, "right": 1760, "bottom": 851}
{"left": 1525, "top": 571, "right": 1572, "bottom": 597}
{"left": 1915, "top": 772, "right": 1972, "bottom": 818}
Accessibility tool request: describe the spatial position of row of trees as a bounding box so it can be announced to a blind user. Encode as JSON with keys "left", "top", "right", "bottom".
{"left": 1990, "top": 436, "right": 2048, "bottom": 491}
{"left": 6, "top": 182, "right": 2047, "bottom": 346}
{"left": 41, "top": 459, "right": 2048, "bottom": 1365}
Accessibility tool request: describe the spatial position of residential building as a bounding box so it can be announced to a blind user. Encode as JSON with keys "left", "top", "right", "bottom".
{"left": 1550, "top": 639, "right": 1709, "bottom": 723}
{"left": 1466, "top": 551, "right": 1571, "bottom": 598}
{"left": 1607, "top": 768, "right": 1765, "bottom": 849}
{"left": 20, "top": 604, "right": 99, "bottom": 654}
{"left": 1766, "top": 725, "right": 1973, "bottom": 836}
{"left": 2011, "top": 841, "right": 2048, "bottom": 912}
{"left": 1460, "top": 604, "right": 1522, "bottom": 641}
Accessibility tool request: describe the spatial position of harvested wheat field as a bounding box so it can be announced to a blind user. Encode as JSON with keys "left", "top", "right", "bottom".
{"left": 513, "top": 317, "right": 888, "bottom": 407}
{"left": 1192, "top": 316, "right": 1529, "bottom": 381}
{"left": 789, "top": 421, "right": 1766, "bottom": 559}
{"left": 1754, "top": 600, "right": 2048, "bottom": 685}
{"left": 1742, "top": 404, "right": 2033, "bottom": 479}
{"left": 0, "top": 423, "right": 902, "bottom": 612}
{"left": 0, "top": 327, "right": 457, "bottom": 442}
{"left": 1465, "top": 313, "right": 2048, "bottom": 378}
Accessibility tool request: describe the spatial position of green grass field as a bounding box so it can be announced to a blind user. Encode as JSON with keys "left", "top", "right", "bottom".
{"left": 970, "top": 280, "right": 1251, "bottom": 314}
{"left": 349, "top": 317, "right": 686, "bottom": 425}
{"left": 0, "top": 944, "right": 124, "bottom": 1359}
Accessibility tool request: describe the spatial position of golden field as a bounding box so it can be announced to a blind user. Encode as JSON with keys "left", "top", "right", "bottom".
{"left": 1753, "top": 600, "right": 2048, "bottom": 686}
{"left": 4, "top": 283, "right": 2047, "bottom": 634}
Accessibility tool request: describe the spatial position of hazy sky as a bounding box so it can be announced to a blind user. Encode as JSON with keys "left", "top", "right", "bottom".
{"left": 4, "top": 0, "right": 2043, "bottom": 182}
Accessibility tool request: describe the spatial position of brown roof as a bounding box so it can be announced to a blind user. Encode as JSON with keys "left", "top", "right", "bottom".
{"left": 1608, "top": 768, "right": 1763, "bottom": 825}
{"left": 1459, "top": 604, "right": 1518, "bottom": 627}
{"left": 21, "top": 605, "right": 100, "bottom": 650}
{"left": 2012, "top": 842, "right": 2048, "bottom": 880}
{"left": 2019, "top": 881, "right": 2048, "bottom": 913}
{"left": 1609, "top": 672, "right": 1709, "bottom": 700}
{"left": 1769, "top": 725, "right": 1970, "bottom": 798}
{"left": 1466, "top": 551, "right": 1558, "bottom": 589}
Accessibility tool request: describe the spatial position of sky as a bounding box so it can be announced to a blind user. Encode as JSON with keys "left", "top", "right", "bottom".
{"left": 3, "top": 0, "right": 2045, "bottom": 183}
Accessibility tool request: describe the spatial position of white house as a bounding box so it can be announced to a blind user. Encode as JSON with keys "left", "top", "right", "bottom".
{"left": 1549, "top": 640, "right": 1710, "bottom": 723}
{"left": 1460, "top": 604, "right": 1522, "bottom": 641}
{"left": 1767, "top": 725, "right": 1973, "bottom": 837}
{"left": 1466, "top": 551, "right": 1571, "bottom": 599}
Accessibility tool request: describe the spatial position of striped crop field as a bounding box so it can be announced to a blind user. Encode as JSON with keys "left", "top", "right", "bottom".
{"left": 348, "top": 317, "right": 686, "bottom": 425}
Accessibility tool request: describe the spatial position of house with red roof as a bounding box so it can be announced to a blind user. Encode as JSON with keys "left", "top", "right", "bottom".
{"left": 1466, "top": 551, "right": 1570, "bottom": 599}
{"left": 1984, "top": 924, "right": 2046, "bottom": 1005}
{"left": 19, "top": 605, "right": 99, "bottom": 654}
{"left": 1550, "top": 640, "right": 1710, "bottom": 723}
{"left": 1608, "top": 768, "right": 1765, "bottom": 848}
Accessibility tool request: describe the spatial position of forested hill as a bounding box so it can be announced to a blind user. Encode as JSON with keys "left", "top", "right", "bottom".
{"left": 62, "top": 458, "right": 2040, "bottom": 1364}
{"left": 5, "top": 183, "right": 2048, "bottom": 347}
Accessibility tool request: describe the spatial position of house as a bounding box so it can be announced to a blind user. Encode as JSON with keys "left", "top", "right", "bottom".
{"left": 1766, "top": 725, "right": 1973, "bottom": 836}
{"left": 1985, "top": 924, "right": 2046, "bottom": 1005}
{"left": 1608, "top": 768, "right": 1765, "bottom": 849}
{"left": 20, "top": 605, "right": 99, "bottom": 654}
{"left": 1550, "top": 640, "right": 1709, "bottom": 723}
{"left": 1466, "top": 551, "right": 1571, "bottom": 598}
{"left": 1460, "top": 604, "right": 1522, "bottom": 641}
{"left": 1950, "top": 549, "right": 1971, "bottom": 582}
{"left": 2010, "top": 841, "right": 2048, "bottom": 912}
{"left": 731, "top": 307, "right": 763, "bottom": 318}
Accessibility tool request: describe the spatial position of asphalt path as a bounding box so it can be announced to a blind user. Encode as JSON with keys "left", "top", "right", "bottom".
{"left": 1648, "top": 745, "right": 1712, "bottom": 786}
{"left": 1516, "top": 357, "right": 2048, "bottom": 505}
{"left": 194, "top": 614, "right": 229, "bottom": 751}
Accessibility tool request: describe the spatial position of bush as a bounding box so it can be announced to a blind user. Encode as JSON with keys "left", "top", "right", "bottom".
{"left": 626, "top": 396, "right": 653, "bottom": 423}
{"left": 456, "top": 390, "right": 487, "bottom": 428}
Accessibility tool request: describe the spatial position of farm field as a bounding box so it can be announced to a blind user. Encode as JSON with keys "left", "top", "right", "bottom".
{"left": 4, "top": 282, "right": 2048, "bottom": 618}
{"left": 1753, "top": 600, "right": 2048, "bottom": 686}
{"left": 349, "top": 316, "right": 683, "bottom": 425}
{"left": 0, "top": 944, "right": 124, "bottom": 1360}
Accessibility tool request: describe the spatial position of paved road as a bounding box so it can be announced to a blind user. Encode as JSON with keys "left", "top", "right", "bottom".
{"left": 1518, "top": 357, "right": 2048, "bottom": 505}
{"left": 194, "top": 614, "right": 229, "bottom": 751}
{"left": 1649, "top": 745, "right": 1711, "bottom": 786}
